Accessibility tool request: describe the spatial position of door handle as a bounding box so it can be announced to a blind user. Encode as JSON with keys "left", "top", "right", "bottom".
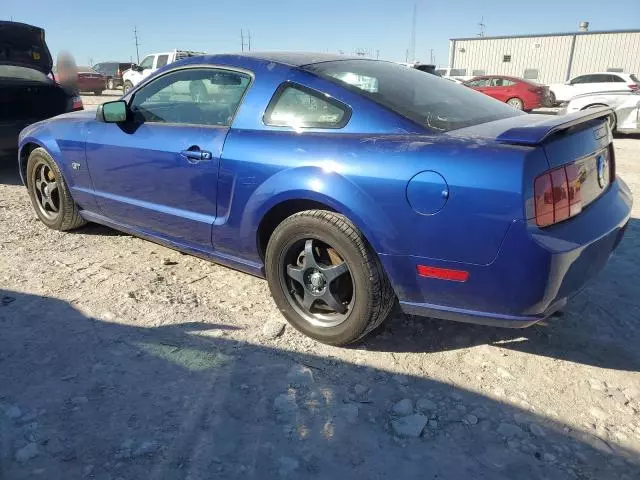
{"left": 180, "top": 148, "right": 212, "bottom": 162}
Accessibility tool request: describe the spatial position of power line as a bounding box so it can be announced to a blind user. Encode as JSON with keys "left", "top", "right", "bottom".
{"left": 478, "top": 16, "right": 486, "bottom": 37}
{"left": 133, "top": 26, "right": 141, "bottom": 63}
{"left": 240, "top": 29, "right": 252, "bottom": 52}
{"left": 410, "top": 3, "right": 417, "bottom": 63}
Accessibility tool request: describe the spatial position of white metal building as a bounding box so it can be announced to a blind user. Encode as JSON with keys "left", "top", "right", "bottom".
{"left": 448, "top": 29, "right": 640, "bottom": 85}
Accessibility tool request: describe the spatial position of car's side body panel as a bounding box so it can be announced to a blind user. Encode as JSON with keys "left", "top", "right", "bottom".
{"left": 17, "top": 53, "right": 632, "bottom": 331}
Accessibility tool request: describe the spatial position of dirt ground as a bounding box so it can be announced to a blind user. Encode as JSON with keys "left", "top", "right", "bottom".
{"left": 1, "top": 98, "right": 640, "bottom": 479}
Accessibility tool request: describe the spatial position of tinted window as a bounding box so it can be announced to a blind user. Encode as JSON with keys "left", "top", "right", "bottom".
{"left": 264, "top": 84, "right": 348, "bottom": 129}
{"left": 570, "top": 75, "right": 589, "bottom": 84}
{"left": 631, "top": 74, "right": 639, "bottom": 84}
{"left": 131, "top": 68, "right": 251, "bottom": 126}
{"left": 467, "top": 78, "right": 490, "bottom": 87}
{"left": 305, "top": 60, "right": 521, "bottom": 132}
{"left": 589, "top": 74, "right": 611, "bottom": 83}
{"left": 156, "top": 55, "right": 169, "bottom": 68}
{"left": 608, "top": 74, "right": 625, "bottom": 83}
{"left": 139, "top": 55, "right": 154, "bottom": 70}
{"left": 490, "top": 78, "right": 516, "bottom": 87}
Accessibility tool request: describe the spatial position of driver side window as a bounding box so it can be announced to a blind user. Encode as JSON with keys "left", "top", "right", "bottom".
{"left": 130, "top": 68, "right": 251, "bottom": 127}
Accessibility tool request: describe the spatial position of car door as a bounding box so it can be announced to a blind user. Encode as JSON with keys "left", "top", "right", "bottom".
{"left": 84, "top": 67, "right": 252, "bottom": 248}
{"left": 486, "top": 77, "right": 511, "bottom": 102}
{"left": 138, "top": 55, "right": 156, "bottom": 81}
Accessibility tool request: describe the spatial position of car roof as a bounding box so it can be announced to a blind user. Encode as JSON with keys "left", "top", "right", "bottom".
{"left": 472, "top": 75, "right": 522, "bottom": 81}
{"left": 576, "top": 72, "right": 631, "bottom": 76}
{"left": 218, "top": 52, "right": 362, "bottom": 66}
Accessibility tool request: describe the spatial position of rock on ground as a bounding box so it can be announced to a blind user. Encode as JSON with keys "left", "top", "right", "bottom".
{"left": 15, "top": 442, "right": 38, "bottom": 462}
{"left": 391, "top": 414, "right": 429, "bottom": 438}
{"left": 392, "top": 398, "right": 413, "bottom": 416}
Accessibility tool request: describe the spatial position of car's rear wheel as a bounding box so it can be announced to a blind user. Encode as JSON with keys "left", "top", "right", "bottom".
{"left": 507, "top": 97, "right": 524, "bottom": 110}
{"left": 107, "top": 78, "right": 115, "bottom": 90}
{"left": 26, "top": 148, "right": 86, "bottom": 231}
{"left": 123, "top": 81, "right": 133, "bottom": 94}
{"left": 549, "top": 91, "right": 556, "bottom": 107}
{"left": 265, "top": 210, "right": 395, "bottom": 345}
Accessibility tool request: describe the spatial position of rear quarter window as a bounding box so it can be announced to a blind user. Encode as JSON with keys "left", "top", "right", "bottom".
{"left": 264, "top": 83, "right": 350, "bottom": 129}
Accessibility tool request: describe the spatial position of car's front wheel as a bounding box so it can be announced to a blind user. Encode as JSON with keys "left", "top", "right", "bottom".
{"left": 26, "top": 148, "right": 86, "bottom": 231}
{"left": 123, "top": 80, "right": 133, "bottom": 94}
{"left": 265, "top": 210, "right": 395, "bottom": 345}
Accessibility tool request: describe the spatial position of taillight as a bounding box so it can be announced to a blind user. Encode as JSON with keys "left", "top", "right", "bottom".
{"left": 534, "top": 163, "right": 584, "bottom": 227}
{"left": 72, "top": 94, "right": 83, "bottom": 111}
{"left": 628, "top": 83, "right": 639, "bottom": 91}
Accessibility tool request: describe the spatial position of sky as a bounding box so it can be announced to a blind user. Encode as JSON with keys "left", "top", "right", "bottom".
{"left": 3, "top": 0, "right": 639, "bottom": 67}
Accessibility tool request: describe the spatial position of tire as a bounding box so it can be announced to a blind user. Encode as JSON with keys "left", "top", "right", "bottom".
{"left": 123, "top": 81, "right": 133, "bottom": 94}
{"left": 26, "top": 148, "right": 86, "bottom": 231}
{"left": 507, "top": 97, "right": 524, "bottom": 110}
{"left": 265, "top": 210, "right": 395, "bottom": 345}
{"left": 107, "top": 78, "right": 115, "bottom": 90}
{"left": 548, "top": 91, "right": 556, "bottom": 107}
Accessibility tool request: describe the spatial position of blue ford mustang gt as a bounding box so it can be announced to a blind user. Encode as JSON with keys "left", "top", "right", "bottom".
{"left": 18, "top": 53, "right": 632, "bottom": 345}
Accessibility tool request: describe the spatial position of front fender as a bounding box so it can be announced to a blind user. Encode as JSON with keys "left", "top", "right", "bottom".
{"left": 218, "top": 166, "right": 399, "bottom": 263}
{"left": 18, "top": 116, "right": 95, "bottom": 210}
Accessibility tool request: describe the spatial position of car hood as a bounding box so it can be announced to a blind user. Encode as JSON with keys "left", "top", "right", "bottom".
{"left": 0, "top": 21, "right": 53, "bottom": 74}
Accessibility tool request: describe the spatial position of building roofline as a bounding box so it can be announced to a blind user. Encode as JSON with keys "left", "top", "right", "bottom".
{"left": 450, "top": 29, "right": 640, "bottom": 41}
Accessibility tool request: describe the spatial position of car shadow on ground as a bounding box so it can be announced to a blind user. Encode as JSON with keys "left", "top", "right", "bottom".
{"left": 0, "top": 162, "right": 23, "bottom": 186}
{"left": 365, "top": 219, "right": 640, "bottom": 373}
{"left": 0, "top": 289, "right": 638, "bottom": 480}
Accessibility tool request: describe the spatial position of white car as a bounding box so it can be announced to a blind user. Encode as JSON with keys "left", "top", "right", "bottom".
{"left": 560, "top": 91, "right": 640, "bottom": 134}
{"left": 549, "top": 72, "right": 639, "bottom": 104}
{"left": 434, "top": 67, "right": 474, "bottom": 82}
{"left": 122, "top": 49, "right": 206, "bottom": 93}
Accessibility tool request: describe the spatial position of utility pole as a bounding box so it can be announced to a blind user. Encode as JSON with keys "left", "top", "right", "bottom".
{"left": 241, "top": 29, "right": 251, "bottom": 52}
{"left": 133, "top": 26, "right": 140, "bottom": 63}
{"left": 376, "top": 49, "right": 380, "bottom": 60}
{"left": 478, "top": 16, "right": 486, "bottom": 37}
{"left": 429, "top": 49, "right": 434, "bottom": 64}
{"left": 405, "top": 49, "right": 409, "bottom": 63}
{"left": 410, "top": 3, "right": 417, "bottom": 63}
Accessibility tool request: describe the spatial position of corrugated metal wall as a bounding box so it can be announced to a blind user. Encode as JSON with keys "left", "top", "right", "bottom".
{"left": 450, "top": 31, "right": 640, "bottom": 85}
{"left": 571, "top": 32, "right": 640, "bottom": 76}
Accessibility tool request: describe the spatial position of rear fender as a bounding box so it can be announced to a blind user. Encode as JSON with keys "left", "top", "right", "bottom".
{"left": 231, "top": 166, "right": 398, "bottom": 262}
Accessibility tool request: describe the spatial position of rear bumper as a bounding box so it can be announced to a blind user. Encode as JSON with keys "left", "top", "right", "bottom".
{"left": 383, "top": 178, "right": 632, "bottom": 327}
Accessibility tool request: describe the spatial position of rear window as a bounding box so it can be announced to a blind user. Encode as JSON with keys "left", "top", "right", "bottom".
{"left": 304, "top": 60, "right": 522, "bottom": 132}
{"left": 630, "top": 74, "right": 639, "bottom": 84}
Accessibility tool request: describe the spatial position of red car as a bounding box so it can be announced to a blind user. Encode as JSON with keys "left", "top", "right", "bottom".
{"left": 465, "top": 75, "right": 548, "bottom": 111}
{"left": 75, "top": 66, "right": 105, "bottom": 95}
{"left": 52, "top": 65, "right": 105, "bottom": 95}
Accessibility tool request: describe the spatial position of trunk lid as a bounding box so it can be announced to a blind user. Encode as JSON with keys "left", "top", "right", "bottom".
{"left": 0, "top": 21, "right": 53, "bottom": 74}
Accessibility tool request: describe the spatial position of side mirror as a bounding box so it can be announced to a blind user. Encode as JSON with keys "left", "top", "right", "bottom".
{"left": 98, "top": 100, "right": 128, "bottom": 123}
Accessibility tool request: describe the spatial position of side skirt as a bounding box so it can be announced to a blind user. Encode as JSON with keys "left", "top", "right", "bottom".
{"left": 79, "top": 210, "right": 266, "bottom": 279}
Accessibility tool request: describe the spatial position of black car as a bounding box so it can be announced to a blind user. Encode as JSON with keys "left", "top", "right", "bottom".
{"left": 413, "top": 64, "right": 440, "bottom": 76}
{"left": 92, "top": 61, "right": 136, "bottom": 90}
{"left": 0, "top": 21, "right": 82, "bottom": 161}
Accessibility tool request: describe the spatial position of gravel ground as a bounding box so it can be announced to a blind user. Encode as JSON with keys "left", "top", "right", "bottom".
{"left": 1, "top": 99, "right": 640, "bottom": 479}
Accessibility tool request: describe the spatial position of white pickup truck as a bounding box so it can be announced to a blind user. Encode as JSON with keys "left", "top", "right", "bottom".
{"left": 122, "top": 49, "right": 206, "bottom": 93}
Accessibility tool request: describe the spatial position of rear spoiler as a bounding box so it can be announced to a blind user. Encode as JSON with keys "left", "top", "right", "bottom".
{"left": 496, "top": 107, "right": 613, "bottom": 145}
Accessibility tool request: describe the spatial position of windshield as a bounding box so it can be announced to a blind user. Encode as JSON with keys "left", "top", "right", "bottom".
{"left": 304, "top": 60, "right": 523, "bottom": 132}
